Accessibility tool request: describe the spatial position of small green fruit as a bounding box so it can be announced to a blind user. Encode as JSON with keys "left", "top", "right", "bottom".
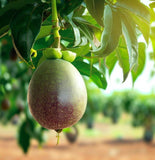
{"left": 43, "top": 48, "right": 62, "bottom": 59}
{"left": 62, "top": 51, "right": 76, "bottom": 62}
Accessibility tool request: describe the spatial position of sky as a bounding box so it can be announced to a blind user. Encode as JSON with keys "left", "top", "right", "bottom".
{"left": 141, "top": 0, "right": 150, "bottom": 6}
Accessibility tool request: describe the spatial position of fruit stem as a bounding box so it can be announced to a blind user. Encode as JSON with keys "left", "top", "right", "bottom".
{"left": 56, "top": 132, "right": 60, "bottom": 145}
{"left": 51, "top": 0, "right": 61, "bottom": 48}
{"left": 55, "top": 129, "right": 62, "bottom": 145}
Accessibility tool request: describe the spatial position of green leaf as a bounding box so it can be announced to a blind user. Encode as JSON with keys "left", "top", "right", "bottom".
{"left": 4, "top": 106, "right": 20, "bottom": 124}
{"left": 17, "top": 121, "right": 31, "bottom": 153}
{"left": 73, "top": 17, "right": 96, "bottom": 48}
{"left": 10, "top": 3, "right": 44, "bottom": 62}
{"left": 92, "top": 4, "right": 113, "bottom": 56}
{"left": 34, "top": 127, "right": 46, "bottom": 145}
{"left": 34, "top": 35, "right": 54, "bottom": 51}
{"left": 150, "top": 26, "right": 155, "bottom": 52}
{"left": 73, "top": 59, "right": 107, "bottom": 89}
{"left": 26, "top": 117, "right": 36, "bottom": 136}
{"left": 68, "top": 43, "right": 90, "bottom": 56}
{"left": 120, "top": 11, "right": 138, "bottom": 71}
{"left": 105, "top": 51, "right": 117, "bottom": 75}
{"left": 36, "top": 25, "right": 52, "bottom": 40}
{"left": 80, "top": 37, "right": 88, "bottom": 46}
{"left": 132, "top": 14, "right": 150, "bottom": 44}
{"left": 58, "top": 0, "right": 83, "bottom": 16}
{"left": 59, "top": 27, "right": 75, "bottom": 47}
{"left": 116, "top": 0, "right": 150, "bottom": 23}
{"left": 85, "top": 0, "right": 105, "bottom": 26}
{"left": 73, "top": 16, "right": 100, "bottom": 29}
{"left": 97, "top": 9, "right": 122, "bottom": 57}
{"left": 82, "top": 15, "right": 101, "bottom": 28}
{"left": 116, "top": 37, "right": 130, "bottom": 81}
{"left": 0, "top": 25, "right": 9, "bottom": 38}
{"left": 131, "top": 42, "right": 146, "bottom": 83}
{"left": 42, "top": 14, "right": 52, "bottom": 26}
{"left": 73, "top": 5, "right": 85, "bottom": 17}
{"left": 149, "top": 2, "right": 155, "bottom": 8}
{"left": 150, "top": 8, "right": 155, "bottom": 22}
{"left": 67, "top": 13, "right": 81, "bottom": 47}
{"left": 0, "top": 0, "right": 42, "bottom": 35}
{"left": 98, "top": 58, "right": 106, "bottom": 75}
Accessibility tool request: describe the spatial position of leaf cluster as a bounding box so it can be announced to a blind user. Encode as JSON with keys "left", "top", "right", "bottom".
{"left": 0, "top": 0, "right": 152, "bottom": 89}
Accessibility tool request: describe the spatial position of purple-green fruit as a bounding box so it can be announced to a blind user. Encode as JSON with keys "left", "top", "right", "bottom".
{"left": 65, "top": 126, "right": 78, "bottom": 143}
{"left": 27, "top": 59, "right": 87, "bottom": 130}
{"left": 1, "top": 98, "right": 10, "bottom": 111}
{"left": 10, "top": 48, "right": 18, "bottom": 61}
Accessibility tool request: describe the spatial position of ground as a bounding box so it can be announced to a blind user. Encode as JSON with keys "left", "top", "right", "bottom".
{"left": 0, "top": 135, "right": 155, "bottom": 160}
{"left": 0, "top": 115, "right": 155, "bottom": 160}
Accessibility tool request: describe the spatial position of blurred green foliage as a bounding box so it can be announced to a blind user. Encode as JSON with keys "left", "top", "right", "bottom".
{"left": 80, "top": 83, "right": 155, "bottom": 143}
{"left": 0, "top": 35, "right": 48, "bottom": 153}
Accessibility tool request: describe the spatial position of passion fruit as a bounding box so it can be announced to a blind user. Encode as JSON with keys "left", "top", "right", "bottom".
{"left": 27, "top": 59, "right": 87, "bottom": 130}
{"left": 1, "top": 98, "right": 10, "bottom": 111}
{"left": 10, "top": 47, "right": 18, "bottom": 61}
{"left": 65, "top": 126, "right": 78, "bottom": 143}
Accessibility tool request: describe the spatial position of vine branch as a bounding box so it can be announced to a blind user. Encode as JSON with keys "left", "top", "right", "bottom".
{"left": 51, "top": 0, "right": 60, "bottom": 48}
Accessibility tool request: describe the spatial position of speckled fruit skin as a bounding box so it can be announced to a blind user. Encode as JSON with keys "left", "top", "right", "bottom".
{"left": 27, "top": 59, "right": 87, "bottom": 130}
